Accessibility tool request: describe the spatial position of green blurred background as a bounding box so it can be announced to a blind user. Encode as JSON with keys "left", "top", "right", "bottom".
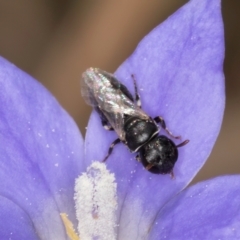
{"left": 0, "top": 0, "right": 239, "bottom": 184}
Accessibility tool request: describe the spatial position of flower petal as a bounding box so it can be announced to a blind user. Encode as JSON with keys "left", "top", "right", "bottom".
{"left": 149, "top": 175, "right": 240, "bottom": 239}
{"left": 85, "top": 0, "right": 224, "bottom": 238}
{"left": 0, "top": 57, "right": 84, "bottom": 239}
{"left": 0, "top": 196, "right": 38, "bottom": 240}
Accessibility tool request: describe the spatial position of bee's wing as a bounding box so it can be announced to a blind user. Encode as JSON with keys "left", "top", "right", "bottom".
{"left": 100, "top": 87, "right": 150, "bottom": 140}
{"left": 81, "top": 72, "right": 98, "bottom": 107}
{"left": 81, "top": 68, "right": 149, "bottom": 140}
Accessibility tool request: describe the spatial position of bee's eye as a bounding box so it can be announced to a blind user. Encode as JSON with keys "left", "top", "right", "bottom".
{"left": 139, "top": 136, "right": 178, "bottom": 174}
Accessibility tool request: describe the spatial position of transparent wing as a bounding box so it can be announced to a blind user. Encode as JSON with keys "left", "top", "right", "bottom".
{"left": 81, "top": 71, "right": 98, "bottom": 107}
{"left": 81, "top": 68, "right": 150, "bottom": 140}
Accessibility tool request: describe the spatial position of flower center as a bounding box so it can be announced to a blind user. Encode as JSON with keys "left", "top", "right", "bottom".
{"left": 61, "top": 162, "right": 117, "bottom": 240}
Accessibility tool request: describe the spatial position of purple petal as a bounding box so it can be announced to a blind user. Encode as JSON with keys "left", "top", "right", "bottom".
{"left": 0, "top": 196, "right": 38, "bottom": 239}
{"left": 149, "top": 175, "right": 240, "bottom": 239}
{"left": 85, "top": 0, "right": 224, "bottom": 238}
{"left": 0, "top": 57, "right": 84, "bottom": 239}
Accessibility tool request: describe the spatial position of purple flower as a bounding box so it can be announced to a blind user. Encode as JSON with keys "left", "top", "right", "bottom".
{"left": 0, "top": 0, "right": 239, "bottom": 239}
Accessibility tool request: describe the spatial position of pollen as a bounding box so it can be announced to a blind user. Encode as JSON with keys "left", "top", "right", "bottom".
{"left": 74, "top": 161, "right": 117, "bottom": 240}
{"left": 60, "top": 213, "right": 79, "bottom": 240}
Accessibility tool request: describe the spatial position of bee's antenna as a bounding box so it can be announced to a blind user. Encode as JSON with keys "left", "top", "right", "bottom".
{"left": 146, "top": 163, "right": 154, "bottom": 171}
{"left": 176, "top": 139, "right": 189, "bottom": 148}
{"left": 170, "top": 170, "right": 175, "bottom": 179}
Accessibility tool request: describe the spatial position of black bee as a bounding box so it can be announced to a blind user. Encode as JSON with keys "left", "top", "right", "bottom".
{"left": 81, "top": 68, "right": 189, "bottom": 175}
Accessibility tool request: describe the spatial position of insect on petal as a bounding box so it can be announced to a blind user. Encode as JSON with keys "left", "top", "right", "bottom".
{"left": 85, "top": 0, "right": 224, "bottom": 238}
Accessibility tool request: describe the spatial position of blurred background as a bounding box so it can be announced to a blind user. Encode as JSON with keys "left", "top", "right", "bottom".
{"left": 0, "top": 0, "right": 239, "bottom": 184}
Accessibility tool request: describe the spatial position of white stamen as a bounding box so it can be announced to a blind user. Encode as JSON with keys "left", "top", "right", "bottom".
{"left": 74, "top": 161, "right": 117, "bottom": 240}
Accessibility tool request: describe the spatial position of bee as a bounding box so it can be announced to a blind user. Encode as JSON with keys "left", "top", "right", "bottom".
{"left": 81, "top": 68, "right": 189, "bottom": 175}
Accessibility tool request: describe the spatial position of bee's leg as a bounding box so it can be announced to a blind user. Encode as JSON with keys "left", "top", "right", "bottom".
{"left": 154, "top": 116, "right": 181, "bottom": 139}
{"left": 102, "top": 138, "right": 121, "bottom": 162}
{"left": 95, "top": 107, "right": 114, "bottom": 131}
{"left": 135, "top": 154, "right": 141, "bottom": 162}
{"left": 131, "top": 74, "right": 141, "bottom": 108}
{"left": 102, "top": 120, "right": 114, "bottom": 131}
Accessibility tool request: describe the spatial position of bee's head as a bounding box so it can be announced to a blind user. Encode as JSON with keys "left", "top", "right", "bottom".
{"left": 139, "top": 135, "right": 178, "bottom": 174}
